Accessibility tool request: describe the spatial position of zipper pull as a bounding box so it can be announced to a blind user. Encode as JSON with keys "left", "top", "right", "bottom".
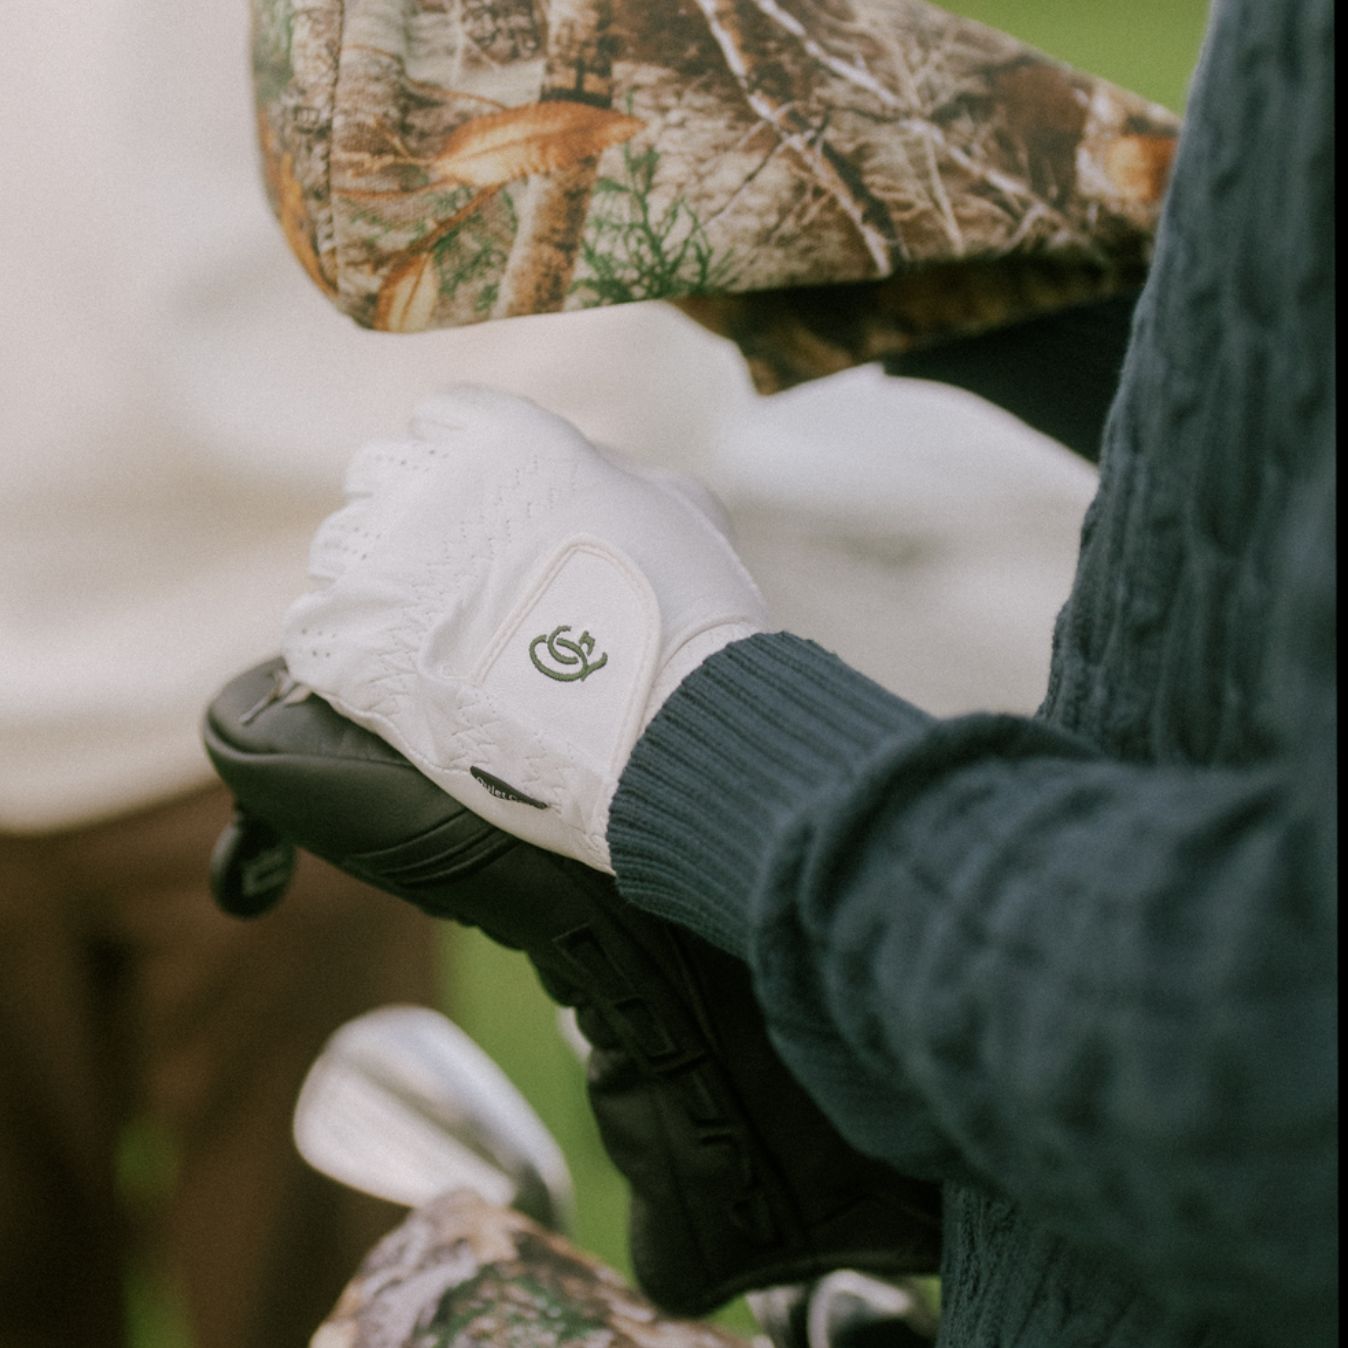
{"left": 209, "top": 806, "right": 296, "bottom": 918}
{"left": 238, "top": 667, "right": 313, "bottom": 726}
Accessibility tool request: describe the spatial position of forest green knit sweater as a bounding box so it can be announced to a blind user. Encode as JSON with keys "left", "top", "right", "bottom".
{"left": 609, "top": 2, "right": 1337, "bottom": 1345}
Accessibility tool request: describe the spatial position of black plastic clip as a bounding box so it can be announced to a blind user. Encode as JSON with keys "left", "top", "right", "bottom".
{"left": 209, "top": 806, "right": 297, "bottom": 918}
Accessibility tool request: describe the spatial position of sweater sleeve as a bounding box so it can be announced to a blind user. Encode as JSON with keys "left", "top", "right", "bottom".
{"left": 607, "top": 473, "right": 1337, "bottom": 1341}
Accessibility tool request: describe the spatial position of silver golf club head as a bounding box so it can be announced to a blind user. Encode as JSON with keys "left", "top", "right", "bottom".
{"left": 746, "top": 1271, "right": 938, "bottom": 1348}
{"left": 293, "top": 1004, "right": 575, "bottom": 1233}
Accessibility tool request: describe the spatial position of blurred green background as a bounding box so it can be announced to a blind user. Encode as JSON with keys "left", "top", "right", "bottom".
{"left": 127, "top": 3, "right": 1210, "bottom": 1344}
{"left": 936, "top": 1, "right": 1209, "bottom": 113}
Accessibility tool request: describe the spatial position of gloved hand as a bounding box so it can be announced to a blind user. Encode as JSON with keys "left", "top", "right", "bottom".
{"left": 282, "top": 385, "right": 766, "bottom": 873}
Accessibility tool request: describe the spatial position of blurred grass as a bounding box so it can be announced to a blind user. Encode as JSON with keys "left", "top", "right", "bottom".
{"left": 125, "top": 4, "right": 1210, "bottom": 1345}
{"left": 940, "top": 0, "right": 1210, "bottom": 113}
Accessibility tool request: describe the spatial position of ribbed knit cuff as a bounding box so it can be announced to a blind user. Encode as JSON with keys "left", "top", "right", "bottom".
{"left": 608, "top": 632, "right": 933, "bottom": 958}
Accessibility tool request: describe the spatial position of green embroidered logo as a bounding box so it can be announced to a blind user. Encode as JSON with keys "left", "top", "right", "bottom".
{"left": 529, "top": 625, "right": 609, "bottom": 682}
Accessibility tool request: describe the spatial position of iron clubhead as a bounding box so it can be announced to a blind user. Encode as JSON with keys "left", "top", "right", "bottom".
{"left": 293, "top": 1004, "right": 574, "bottom": 1233}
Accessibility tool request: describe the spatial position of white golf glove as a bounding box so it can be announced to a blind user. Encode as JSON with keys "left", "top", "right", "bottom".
{"left": 282, "top": 385, "right": 766, "bottom": 872}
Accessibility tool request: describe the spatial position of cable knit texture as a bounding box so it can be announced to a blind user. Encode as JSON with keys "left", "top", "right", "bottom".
{"left": 609, "top": 2, "right": 1337, "bottom": 1345}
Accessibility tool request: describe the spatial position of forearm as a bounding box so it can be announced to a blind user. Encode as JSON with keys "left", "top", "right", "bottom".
{"left": 610, "top": 634, "right": 1337, "bottom": 1338}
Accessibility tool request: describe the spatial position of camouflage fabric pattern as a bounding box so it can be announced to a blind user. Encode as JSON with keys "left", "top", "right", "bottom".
{"left": 309, "top": 1189, "right": 749, "bottom": 1348}
{"left": 253, "top": 0, "right": 1177, "bottom": 388}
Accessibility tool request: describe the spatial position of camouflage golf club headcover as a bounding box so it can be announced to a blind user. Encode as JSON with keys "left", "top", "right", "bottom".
{"left": 316, "top": 1189, "right": 752, "bottom": 1348}
{"left": 203, "top": 657, "right": 943, "bottom": 1315}
{"left": 253, "top": 0, "right": 1178, "bottom": 392}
